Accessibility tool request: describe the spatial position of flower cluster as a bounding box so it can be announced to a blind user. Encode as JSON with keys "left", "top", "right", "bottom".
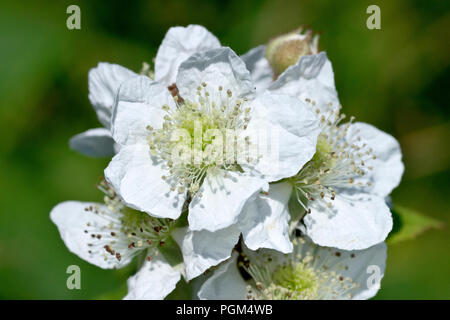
{"left": 52, "top": 25, "right": 403, "bottom": 300}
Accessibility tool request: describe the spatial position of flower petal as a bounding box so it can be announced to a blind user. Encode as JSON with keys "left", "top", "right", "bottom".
{"left": 105, "top": 144, "right": 185, "bottom": 219}
{"left": 241, "top": 45, "right": 273, "bottom": 93}
{"left": 69, "top": 128, "right": 115, "bottom": 157}
{"left": 50, "top": 201, "right": 132, "bottom": 269}
{"left": 304, "top": 193, "right": 392, "bottom": 250}
{"left": 177, "top": 47, "right": 255, "bottom": 103}
{"left": 172, "top": 226, "right": 240, "bottom": 281}
{"left": 111, "top": 76, "right": 176, "bottom": 146}
{"left": 124, "top": 252, "right": 180, "bottom": 300}
{"left": 240, "top": 182, "right": 293, "bottom": 253}
{"left": 188, "top": 169, "right": 268, "bottom": 232}
{"left": 245, "top": 92, "right": 321, "bottom": 181}
{"left": 88, "top": 63, "right": 137, "bottom": 128}
{"left": 155, "top": 25, "right": 221, "bottom": 86}
{"left": 197, "top": 253, "right": 247, "bottom": 300}
{"left": 346, "top": 122, "right": 404, "bottom": 197}
{"left": 268, "top": 52, "right": 339, "bottom": 113}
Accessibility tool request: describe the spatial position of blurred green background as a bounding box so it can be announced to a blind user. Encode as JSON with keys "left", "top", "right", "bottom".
{"left": 0, "top": 0, "right": 448, "bottom": 299}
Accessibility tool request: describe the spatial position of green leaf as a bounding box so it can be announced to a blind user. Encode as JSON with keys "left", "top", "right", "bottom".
{"left": 95, "top": 283, "right": 127, "bottom": 300}
{"left": 387, "top": 205, "right": 444, "bottom": 245}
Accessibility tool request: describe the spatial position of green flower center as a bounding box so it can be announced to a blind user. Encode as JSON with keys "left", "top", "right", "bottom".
{"left": 270, "top": 263, "right": 319, "bottom": 299}
{"left": 146, "top": 83, "right": 251, "bottom": 195}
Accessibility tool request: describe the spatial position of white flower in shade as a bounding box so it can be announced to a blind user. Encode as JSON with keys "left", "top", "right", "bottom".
{"left": 70, "top": 25, "right": 221, "bottom": 158}
{"left": 241, "top": 26, "right": 320, "bottom": 92}
{"left": 50, "top": 181, "right": 180, "bottom": 299}
{"left": 104, "top": 47, "right": 321, "bottom": 236}
{"left": 197, "top": 236, "right": 387, "bottom": 300}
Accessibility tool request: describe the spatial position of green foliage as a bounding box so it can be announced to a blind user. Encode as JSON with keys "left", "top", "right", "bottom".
{"left": 388, "top": 205, "right": 444, "bottom": 245}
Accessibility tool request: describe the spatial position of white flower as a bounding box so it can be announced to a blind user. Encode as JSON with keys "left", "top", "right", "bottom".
{"left": 240, "top": 53, "right": 404, "bottom": 250}
{"left": 104, "top": 46, "right": 321, "bottom": 233}
{"left": 70, "top": 25, "right": 221, "bottom": 157}
{"left": 50, "top": 181, "right": 180, "bottom": 299}
{"left": 197, "top": 236, "right": 387, "bottom": 300}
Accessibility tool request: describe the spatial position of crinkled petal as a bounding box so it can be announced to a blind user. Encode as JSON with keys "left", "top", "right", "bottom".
{"left": 240, "top": 182, "right": 293, "bottom": 253}
{"left": 50, "top": 201, "right": 132, "bottom": 269}
{"left": 69, "top": 128, "right": 115, "bottom": 157}
{"left": 197, "top": 253, "right": 247, "bottom": 300}
{"left": 124, "top": 253, "right": 180, "bottom": 300}
{"left": 155, "top": 25, "right": 221, "bottom": 86}
{"left": 105, "top": 144, "right": 185, "bottom": 219}
{"left": 268, "top": 52, "right": 339, "bottom": 113}
{"left": 241, "top": 45, "right": 273, "bottom": 93}
{"left": 111, "top": 76, "right": 176, "bottom": 146}
{"left": 346, "top": 122, "right": 404, "bottom": 197}
{"left": 304, "top": 193, "right": 392, "bottom": 250}
{"left": 245, "top": 92, "right": 320, "bottom": 181}
{"left": 188, "top": 169, "right": 268, "bottom": 232}
{"left": 177, "top": 47, "right": 255, "bottom": 103}
{"left": 172, "top": 226, "right": 240, "bottom": 281}
{"left": 88, "top": 63, "right": 137, "bottom": 128}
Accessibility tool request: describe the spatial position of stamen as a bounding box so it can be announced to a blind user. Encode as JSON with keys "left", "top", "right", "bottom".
{"left": 290, "top": 101, "right": 375, "bottom": 213}
{"left": 146, "top": 82, "right": 253, "bottom": 195}
{"left": 245, "top": 237, "right": 360, "bottom": 300}
{"left": 84, "top": 180, "right": 174, "bottom": 266}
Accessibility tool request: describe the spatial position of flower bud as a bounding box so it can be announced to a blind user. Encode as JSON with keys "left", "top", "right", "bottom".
{"left": 265, "top": 26, "right": 320, "bottom": 78}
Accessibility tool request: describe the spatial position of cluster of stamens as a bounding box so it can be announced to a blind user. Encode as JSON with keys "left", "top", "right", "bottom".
{"left": 291, "top": 99, "right": 376, "bottom": 214}
{"left": 146, "top": 83, "right": 252, "bottom": 195}
{"left": 242, "top": 237, "right": 360, "bottom": 300}
{"left": 83, "top": 179, "right": 173, "bottom": 266}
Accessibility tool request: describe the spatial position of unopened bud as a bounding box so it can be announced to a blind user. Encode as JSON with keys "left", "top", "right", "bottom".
{"left": 265, "top": 26, "right": 320, "bottom": 78}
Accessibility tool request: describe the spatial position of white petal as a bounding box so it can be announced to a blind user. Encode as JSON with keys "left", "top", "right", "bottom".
{"left": 111, "top": 76, "right": 176, "bottom": 146}
{"left": 188, "top": 169, "right": 268, "bottom": 232}
{"left": 105, "top": 144, "right": 185, "bottom": 219}
{"left": 240, "top": 182, "right": 293, "bottom": 253}
{"left": 245, "top": 92, "right": 321, "bottom": 181}
{"left": 69, "top": 128, "right": 115, "bottom": 157}
{"left": 304, "top": 193, "right": 392, "bottom": 250}
{"left": 348, "top": 243, "right": 387, "bottom": 300}
{"left": 268, "top": 52, "right": 339, "bottom": 113}
{"left": 155, "top": 25, "right": 221, "bottom": 86}
{"left": 197, "top": 253, "right": 247, "bottom": 300}
{"left": 124, "top": 253, "right": 180, "bottom": 300}
{"left": 50, "top": 201, "right": 132, "bottom": 269}
{"left": 172, "top": 226, "right": 240, "bottom": 281}
{"left": 88, "top": 63, "right": 137, "bottom": 128}
{"left": 177, "top": 47, "right": 255, "bottom": 103}
{"left": 241, "top": 45, "right": 273, "bottom": 93}
{"left": 346, "top": 122, "right": 404, "bottom": 197}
